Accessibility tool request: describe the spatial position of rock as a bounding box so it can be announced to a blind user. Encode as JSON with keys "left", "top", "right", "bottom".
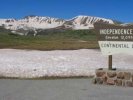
{"left": 124, "top": 72, "right": 131, "bottom": 80}
{"left": 107, "top": 71, "right": 116, "bottom": 78}
{"left": 92, "top": 78, "right": 97, "bottom": 84}
{"left": 102, "top": 74, "right": 107, "bottom": 83}
{"left": 107, "top": 78, "right": 115, "bottom": 85}
{"left": 122, "top": 80, "right": 126, "bottom": 86}
{"left": 125, "top": 81, "right": 133, "bottom": 87}
{"left": 95, "top": 77, "right": 103, "bottom": 84}
{"left": 117, "top": 72, "right": 124, "bottom": 79}
{"left": 132, "top": 75, "right": 133, "bottom": 82}
{"left": 115, "top": 79, "right": 122, "bottom": 86}
{"left": 96, "top": 70, "right": 106, "bottom": 77}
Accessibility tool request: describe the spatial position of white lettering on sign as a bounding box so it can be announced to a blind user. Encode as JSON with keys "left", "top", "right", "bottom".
{"left": 100, "top": 29, "right": 133, "bottom": 35}
{"left": 99, "top": 41, "right": 133, "bottom": 55}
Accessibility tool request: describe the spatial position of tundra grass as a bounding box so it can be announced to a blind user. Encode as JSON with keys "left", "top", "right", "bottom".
{"left": 0, "top": 30, "right": 99, "bottom": 50}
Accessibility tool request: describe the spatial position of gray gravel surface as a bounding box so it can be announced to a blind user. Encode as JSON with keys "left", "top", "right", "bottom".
{"left": 0, "top": 79, "right": 133, "bottom": 100}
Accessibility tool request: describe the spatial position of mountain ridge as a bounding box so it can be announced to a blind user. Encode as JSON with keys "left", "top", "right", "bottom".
{"left": 0, "top": 15, "right": 114, "bottom": 35}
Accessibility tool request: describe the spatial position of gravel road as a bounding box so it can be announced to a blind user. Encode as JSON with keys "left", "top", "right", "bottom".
{"left": 0, "top": 79, "right": 133, "bottom": 100}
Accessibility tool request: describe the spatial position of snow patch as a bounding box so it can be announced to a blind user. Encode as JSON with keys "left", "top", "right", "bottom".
{"left": 0, "top": 49, "right": 132, "bottom": 78}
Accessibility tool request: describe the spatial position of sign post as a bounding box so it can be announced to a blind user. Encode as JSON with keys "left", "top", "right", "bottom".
{"left": 94, "top": 23, "right": 133, "bottom": 70}
{"left": 108, "top": 55, "right": 112, "bottom": 70}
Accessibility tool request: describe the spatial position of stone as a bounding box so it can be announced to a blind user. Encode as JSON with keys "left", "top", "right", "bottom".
{"left": 102, "top": 74, "right": 107, "bottom": 83}
{"left": 92, "top": 78, "right": 97, "bottom": 84}
{"left": 117, "top": 72, "right": 124, "bottom": 79}
{"left": 115, "top": 79, "right": 122, "bottom": 86}
{"left": 95, "top": 77, "right": 103, "bottom": 84}
{"left": 107, "top": 78, "right": 115, "bottom": 85}
{"left": 94, "top": 69, "right": 133, "bottom": 87}
{"left": 96, "top": 70, "right": 106, "bottom": 77}
{"left": 107, "top": 71, "right": 116, "bottom": 78}
{"left": 125, "top": 81, "right": 133, "bottom": 87}
{"left": 124, "top": 72, "right": 131, "bottom": 80}
{"left": 122, "top": 80, "right": 126, "bottom": 86}
{"left": 132, "top": 74, "right": 133, "bottom": 82}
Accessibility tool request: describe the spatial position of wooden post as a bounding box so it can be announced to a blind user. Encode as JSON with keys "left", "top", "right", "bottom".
{"left": 108, "top": 55, "right": 112, "bottom": 70}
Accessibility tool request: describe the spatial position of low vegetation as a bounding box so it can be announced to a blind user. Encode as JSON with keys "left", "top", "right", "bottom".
{"left": 0, "top": 28, "right": 99, "bottom": 50}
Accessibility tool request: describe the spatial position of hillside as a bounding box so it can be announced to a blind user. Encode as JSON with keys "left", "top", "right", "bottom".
{"left": 0, "top": 27, "right": 98, "bottom": 50}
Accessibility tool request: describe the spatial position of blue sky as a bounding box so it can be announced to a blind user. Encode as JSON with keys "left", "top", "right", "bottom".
{"left": 0, "top": 0, "right": 132, "bottom": 23}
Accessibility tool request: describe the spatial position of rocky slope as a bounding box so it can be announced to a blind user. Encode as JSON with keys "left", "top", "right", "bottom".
{"left": 0, "top": 15, "right": 114, "bottom": 30}
{"left": 0, "top": 15, "right": 114, "bottom": 35}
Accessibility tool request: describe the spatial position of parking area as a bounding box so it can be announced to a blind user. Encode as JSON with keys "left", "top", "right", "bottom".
{"left": 0, "top": 79, "right": 133, "bottom": 100}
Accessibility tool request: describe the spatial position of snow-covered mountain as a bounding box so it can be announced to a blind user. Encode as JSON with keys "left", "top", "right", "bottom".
{"left": 0, "top": 16, "right": 65, "bottom": 30}
{"left": 0, "top": 15, "right": 114, "bottom": 31}
{"left": 66, "top": 16, "right": 114, "bottom": 29}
